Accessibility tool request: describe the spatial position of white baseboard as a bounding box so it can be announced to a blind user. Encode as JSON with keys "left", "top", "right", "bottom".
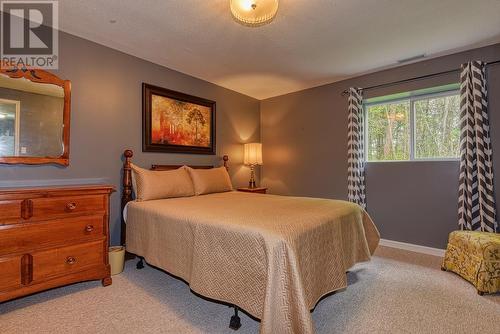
{"left": 379, "top": 238, "right": 445, "bottom": 257}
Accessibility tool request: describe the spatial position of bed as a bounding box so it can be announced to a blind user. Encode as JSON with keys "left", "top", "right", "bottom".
{"left": 121, "top": 150, "right": 380, "bottom": 334}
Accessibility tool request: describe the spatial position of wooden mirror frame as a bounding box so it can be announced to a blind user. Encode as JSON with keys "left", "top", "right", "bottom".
{"left": 0, "top": 63, "right": 71, "bottom": 166}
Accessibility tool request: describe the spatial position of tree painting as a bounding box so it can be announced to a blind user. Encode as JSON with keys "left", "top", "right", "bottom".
{"left": 151, "top": 94, "right": 211, "bottom": 148}
{"left": 186, "top": 108, "right": 206, "bottom": 144}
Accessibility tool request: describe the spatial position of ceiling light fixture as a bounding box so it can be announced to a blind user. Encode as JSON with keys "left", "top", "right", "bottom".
{"left": 230, "top": 0, "right": 279, "bottom": 27}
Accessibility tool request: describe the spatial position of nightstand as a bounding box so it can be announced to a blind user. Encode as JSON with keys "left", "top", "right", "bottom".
{"left": 237, "top": 187, "right": 267, "bottom": 194}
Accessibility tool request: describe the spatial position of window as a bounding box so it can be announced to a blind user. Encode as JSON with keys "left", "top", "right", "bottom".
{"left": 365, "top": 84, "right": 460, "bottom": 162}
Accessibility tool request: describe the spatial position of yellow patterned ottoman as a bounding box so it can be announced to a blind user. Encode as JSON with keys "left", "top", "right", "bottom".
{"left": 442, "top": 231, "right": 500, "bottom": 295}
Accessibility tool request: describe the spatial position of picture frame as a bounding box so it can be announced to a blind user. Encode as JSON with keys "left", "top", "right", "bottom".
{"left": 142, "top": 83, "right": 216, "bottom": 155}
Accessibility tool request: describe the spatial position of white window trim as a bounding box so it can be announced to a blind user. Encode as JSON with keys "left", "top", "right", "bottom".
{"left": 364, "top": 89, "right": 460, "bottom": 163}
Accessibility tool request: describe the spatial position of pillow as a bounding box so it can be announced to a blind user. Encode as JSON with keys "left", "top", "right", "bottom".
{"left": 186, "top": 166, "right": 233, "bottom": 195}
{"left": 130, "top": 164, "right": 195, "bottom": 201}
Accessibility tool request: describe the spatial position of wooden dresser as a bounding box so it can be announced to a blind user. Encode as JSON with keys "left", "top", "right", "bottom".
{"left": 0, "top": 185, "right": 114, "bottom": 302}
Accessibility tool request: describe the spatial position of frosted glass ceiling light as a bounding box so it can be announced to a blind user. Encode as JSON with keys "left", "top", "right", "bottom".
{"left": 230, "top": 0, "right": 279, "bottom": 27}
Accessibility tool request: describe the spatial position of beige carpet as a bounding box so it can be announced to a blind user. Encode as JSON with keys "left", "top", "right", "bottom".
{"left": 1, "top": 246, "right": 498, "bottom": 334}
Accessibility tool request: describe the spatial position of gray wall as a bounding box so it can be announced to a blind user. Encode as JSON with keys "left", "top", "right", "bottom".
{"left": 261, "top": 43, "right": 500, "bottom": 249}
{"left": 0, "top": 32, "right": 261, "bottom": 245}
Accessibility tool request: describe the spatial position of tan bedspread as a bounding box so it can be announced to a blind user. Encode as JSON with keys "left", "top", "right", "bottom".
{"left": 126, "top": 191, "right": 379, "bottom": 334}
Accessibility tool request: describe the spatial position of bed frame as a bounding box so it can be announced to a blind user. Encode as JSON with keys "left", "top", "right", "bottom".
{"left": 120, "top": 149, "right": 243, "bottom": 329}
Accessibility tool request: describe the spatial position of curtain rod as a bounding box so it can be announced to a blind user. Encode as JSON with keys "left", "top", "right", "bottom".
{"left": 341, "top": 59, "right": 500, "bottom": 96}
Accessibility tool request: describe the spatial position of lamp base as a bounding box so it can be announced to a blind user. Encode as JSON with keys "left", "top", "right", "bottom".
{"left": 248, "top": 165, "right": 257, "bottom": 189}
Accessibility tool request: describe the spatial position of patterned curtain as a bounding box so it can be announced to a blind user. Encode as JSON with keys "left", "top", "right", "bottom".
{"left": 458, "top": 61, "right": 498, "bottom": 232}
{"left": 347, "top": 87, "right": 366, "bottom": 209}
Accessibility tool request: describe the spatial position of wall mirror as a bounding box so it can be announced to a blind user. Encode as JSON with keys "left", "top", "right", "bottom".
{"left": 0, "top": 64, "right": 71, "bottom": 166}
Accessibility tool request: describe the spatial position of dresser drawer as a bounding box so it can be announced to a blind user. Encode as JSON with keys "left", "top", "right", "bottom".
{"left": 0, "top": 255, "right": 22, "bottom": 290}
{"left": 32, "top": 240, "right": 105, "bottom": 282}
{"left": 0, "top": 215, "right": 105, "bottom": 256}
{"left": 0, "top": 199, "right": 22, "bottom": 222}
{"left": 30, "top": 194, "right": 106, "bottom": 219}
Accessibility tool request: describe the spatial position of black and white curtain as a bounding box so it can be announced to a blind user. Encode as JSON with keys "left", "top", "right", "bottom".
{"left": 458, "top": 61, "right": 498, "bottom": 232}
{"left": 347, "top": 87, "right": 366, "bottom": 209}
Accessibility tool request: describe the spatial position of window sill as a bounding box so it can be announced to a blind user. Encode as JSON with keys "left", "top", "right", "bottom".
{"left": 366, "top": 159, "right": 459, "bottom": 163}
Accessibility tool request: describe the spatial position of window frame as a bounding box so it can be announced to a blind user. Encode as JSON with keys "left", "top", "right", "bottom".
{"left": 364, "top": 89, "right": 460, "bottom": 163}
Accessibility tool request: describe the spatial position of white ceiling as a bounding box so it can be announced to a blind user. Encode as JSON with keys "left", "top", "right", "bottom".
{"left": 59, "top": 0, "right": 500, "bottom": 100}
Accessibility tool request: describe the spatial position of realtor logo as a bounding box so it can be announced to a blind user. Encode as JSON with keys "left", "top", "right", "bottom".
{"left": 1, "top": 0, "right": 58, "bottom": 69}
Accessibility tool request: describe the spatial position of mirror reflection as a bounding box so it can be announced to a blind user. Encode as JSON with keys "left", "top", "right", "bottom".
{"left": 0, "top": 74, "right": 64, "bottom": 157}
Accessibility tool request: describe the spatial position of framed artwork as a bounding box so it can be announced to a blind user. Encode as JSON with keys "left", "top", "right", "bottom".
{"left": 142, "top": 83, "right": 216, "bottom": 154}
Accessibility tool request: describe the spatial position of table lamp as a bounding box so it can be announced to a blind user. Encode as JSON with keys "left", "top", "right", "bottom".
{"left": 244, "top": 143, "right": 263, "bottom": 188}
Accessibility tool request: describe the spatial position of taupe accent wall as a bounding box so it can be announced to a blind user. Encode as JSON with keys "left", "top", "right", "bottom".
{"left": 0, "top": 32, "right": 261, "bottom": 245}
{"left": 261, "top": 43, "right": 500, "bottom": 249}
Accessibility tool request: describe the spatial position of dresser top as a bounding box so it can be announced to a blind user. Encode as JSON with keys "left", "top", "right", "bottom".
{"left": 0, "top": 184, "right": 115, "bottom": 195}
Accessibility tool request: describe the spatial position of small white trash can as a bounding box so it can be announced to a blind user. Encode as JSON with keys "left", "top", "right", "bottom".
{"left": 109, "top": 246, "right": 125, "bottom": 275}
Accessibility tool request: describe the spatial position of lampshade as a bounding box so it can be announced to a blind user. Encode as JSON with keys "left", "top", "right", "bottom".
{"left": 230, "top": 0, "right": 279, "bottom": 27}
{"left": 244, "top": 143, "right": 263, "bottom": 165}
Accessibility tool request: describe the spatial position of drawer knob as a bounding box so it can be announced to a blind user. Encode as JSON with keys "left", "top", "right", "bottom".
{"left": 66, "top": 202, "right": 77, "bottom": 211}
{"left": 66, "top": 256, "right": 77, "bottom": 265}
{"left": 85, "top": 225, "right": 94, "bottom": 233}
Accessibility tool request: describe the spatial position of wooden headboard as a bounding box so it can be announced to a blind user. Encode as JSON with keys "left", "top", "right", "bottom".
{"left": 120, "top": 149, "right": 229, "bottom": 245}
